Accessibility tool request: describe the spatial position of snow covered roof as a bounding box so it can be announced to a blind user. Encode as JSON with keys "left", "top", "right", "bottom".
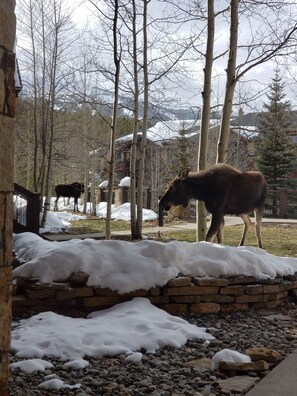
{"left": 116, "top": 120, "right": 201, "bottom": 146}
{"left": 231, "top": 126, "right": 259, "bottom": 141}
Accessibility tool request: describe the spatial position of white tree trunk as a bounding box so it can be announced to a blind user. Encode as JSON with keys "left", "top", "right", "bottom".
{"left": 106, "top": 0, "right": 120, "bottom": 240}
{"left": 217, "top": 0, "right": 238, "bottom": 164}
{"left": 197, "top": 0, "right": 214, "bottom": 241}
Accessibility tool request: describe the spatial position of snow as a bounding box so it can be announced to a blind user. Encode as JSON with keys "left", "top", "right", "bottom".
{"left": 212, "top": 349, "right": 252, "bottom": 369}
{"left": 232, "top": 126, "right": 259, "bottom": 141}
{"left": 39, "top": 210, "right": 84, "bottom": 234}
{"left": 11, "top": 212, "right": 297, "bottom": 390}
{"left": 116, "top": 120, "right": 200, "bottom": 146}
{"left": 63, "top": 359, "right": 89, "bottom": 370}
{"left": 115, "top": 119, "right": 221, "bottom": 146}
{"left": 11, "top": 298, "right": 213, "bottom": 362}
{"left": 118, "top": 176, "right": 130, "bottom": 187}
{"left": 99, "top": 180, "right": 108, "bottom": 188}
{"left": 10, "top": 359, "right": 54, "bottom": 373}
{"left": 38, "top": 200, "right": 157, "bottom": 234}
{"left": 15, "top": 176, "right": 157, "bottom": 235}
{"left": 13, "top": 232, "right": 297, "bottom": 293}
{"left": 38, "top": 378, "right": 81, "bottom": 390}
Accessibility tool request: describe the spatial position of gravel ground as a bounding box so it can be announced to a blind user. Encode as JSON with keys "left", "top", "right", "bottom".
{"left": 9, "top": 301, "right": 297, "bottom": 396}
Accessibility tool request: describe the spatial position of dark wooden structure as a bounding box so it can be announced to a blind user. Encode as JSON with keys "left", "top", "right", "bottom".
{"left": 13, "top": 183, "right": 40, "bottom": 234}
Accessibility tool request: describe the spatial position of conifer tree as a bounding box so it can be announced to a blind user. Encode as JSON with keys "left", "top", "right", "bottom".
{"left": 255, "top": 71, "right": 297, "bottom": 191}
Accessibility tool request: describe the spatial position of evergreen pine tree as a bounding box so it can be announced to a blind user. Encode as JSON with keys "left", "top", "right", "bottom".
{"left": 255, "top": 71, "right": 297, "bottom": 191}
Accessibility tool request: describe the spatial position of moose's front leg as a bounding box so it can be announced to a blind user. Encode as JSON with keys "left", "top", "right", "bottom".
{"left": 206, "top": 213, "right": 224, "bottom": 243}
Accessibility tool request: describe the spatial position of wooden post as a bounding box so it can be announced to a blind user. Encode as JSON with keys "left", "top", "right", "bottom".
{"left": 0, "top": 1, "right": 16, "bottom": 394}
{"left": 158, "top": 196, "right": 164, "bottom": 226}
{"left": 28, "top": 192, "right": 40, "bottom": 234}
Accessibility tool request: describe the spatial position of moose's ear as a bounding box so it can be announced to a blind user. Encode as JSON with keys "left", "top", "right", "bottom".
{"left": 179, "top": 168, "right": 190, "bottom": 179}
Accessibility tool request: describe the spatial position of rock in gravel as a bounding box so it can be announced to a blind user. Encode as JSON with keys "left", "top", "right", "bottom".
{"left": 218, "top": 360, "right": 269, "bottom": 372}
{"left": 245, "top": 346, "right": 283, "bottom": 363}
{"left": 8, "top": 303, "right": 297, "bottom": 396}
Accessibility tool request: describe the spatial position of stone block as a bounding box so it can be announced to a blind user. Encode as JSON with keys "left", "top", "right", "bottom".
{"left": 149, "top": 287, "right": 162, "bottom": 296}
{"left": 191, "top": 302, "right": 220, "bottom": 314}
{"left": 216, "top": 376, "right": 259, "bottom": 395}
{"left": 268, "top": 291, "right": 288, "bottom": 301}
{"left": 282, "top": 281, "right": 297, "bottom": 291}
{"left": 93, "top": 287, "right": 117, "bottom": 296}
{"left": 124, "top": 289, "right": 148, "bottom": 297}
{"left": 43, "top": 298, "right": 76, "bottom": 307}
{"left": 200, "top": 294, "right": 234, "bottom": 303}
{"left": 246, "top": 347, "right": 282, "bottom": 363}
{"left": 167, "top": 276, "right": 192, "bottom": 287}
{"left": 56, "top": 287, "right": 93, "bottom": 300}
{"left": 12, "top": 295, "right": 41, "bottom": 307}
{"left": 263, "top": 284, "right": 283, "bottom": 294}
{"left": 227, "top": 276, "right": 258, "bottom": 285}
{"left": 149, "top": 296, "right": 170, "bottom": 304}
{"left": 0, "top": 115, "right": 15, "bottom": 189}
{"left": 260, "top": 277, "right": 283, "bottom": 284}
{"left": 160, "top": 303, "right": 188, "bottom": 315}
{"left": 170, "top": 295, "right": 200, "bottom": 303}
{"left": 193, "top": 277, "right": 229, "bottom": 287}
{"left": 0, "top": 0, "right": 16, "bottom": 49}
{"left": 245, "top": 284, "right": 264, "bottom": 295}
{"left": 26, "top": 289, "right": 56, "bottom": 300}
{"left": 220, "top": 285, "right": 245, "bottom": 295}
{"left": 68, "top": 271, "right": 89, "bottom": 286}
{"left": 82, "top": 296, "right": 129, "bottom": 307}
{"left": 236, "top": 294, "right": 266, "bottom": 303}
{"left": 48, "top": 282, "right": 71, "bottom": 291}
{"left": 163, "top": 285, "right": 218, "bottom": 296}
{"left": 218, "top": 360, "right": 269, "bottom": 372}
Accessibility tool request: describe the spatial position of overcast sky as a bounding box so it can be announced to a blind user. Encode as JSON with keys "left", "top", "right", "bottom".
{"left": 16, "top": 0, "right": 297, "bottom": 113}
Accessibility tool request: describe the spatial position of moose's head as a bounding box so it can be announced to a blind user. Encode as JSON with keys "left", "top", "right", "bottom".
{"left": 159, "top": 168, "right": 190, "bottom": 211}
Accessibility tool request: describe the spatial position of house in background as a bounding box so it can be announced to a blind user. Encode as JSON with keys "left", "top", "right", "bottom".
{"left": 114, "top": 118, "right": 257, "bottom": 198}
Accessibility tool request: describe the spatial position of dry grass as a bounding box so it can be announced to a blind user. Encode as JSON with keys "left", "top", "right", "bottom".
{"left": 68, "top": 217, "right": 132, "bottom": 234}
{"left": 68, "top": 217, "right": 297, "bottom": 257}
{"left": 155, "top": 223, "right": 297, "bottom": 258}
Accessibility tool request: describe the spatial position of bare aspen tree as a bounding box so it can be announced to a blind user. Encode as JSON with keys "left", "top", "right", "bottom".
{"left": 136, "top": 0, "right": 149, "bottom": 238}
{"left": 217, "top": 0, "right": 297, "bottom": 164}
{"left": 106, "top": 0, "right": 121, "bottom": 239}
{"left": 130, "top": 0, "right": 139, "bottom": 239}
{"left": 41, "top": 0, "right": 61, "bottom": 227}
{"left": 217, "top": 0, "right": 238, "bottom": 164}
{"left": 18, "top": 0, "right": 78, "bottom": 223}
{"left": 197, "top": 0, "right": 214, "bottom": 241}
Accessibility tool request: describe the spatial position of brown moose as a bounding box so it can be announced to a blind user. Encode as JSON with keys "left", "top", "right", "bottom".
{"left": 159, "top": 164, "right": 267, "bottom": 248}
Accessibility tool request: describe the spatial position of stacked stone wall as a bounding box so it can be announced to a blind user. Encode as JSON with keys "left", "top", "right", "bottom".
{"left": 12, "top": 273, "right": 297, "bottom": 316}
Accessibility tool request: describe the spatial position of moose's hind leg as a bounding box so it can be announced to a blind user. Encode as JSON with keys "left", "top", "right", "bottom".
{"left": 239, "top": 214, "right": 252, "bottom": 246}
{"left": 255, "top": 207, "right": 264, "bottom": 248}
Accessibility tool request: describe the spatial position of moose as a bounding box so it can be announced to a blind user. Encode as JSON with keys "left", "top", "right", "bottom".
{"left": 159, "top": 164, "right": 267, "bottom": 248}
{"left": 54, "top": 182, "right": 84, "bottom": 212}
